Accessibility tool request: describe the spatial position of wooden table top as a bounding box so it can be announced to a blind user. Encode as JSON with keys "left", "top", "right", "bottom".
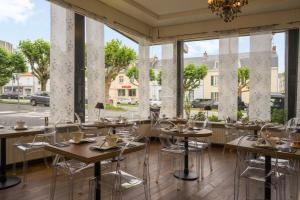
{"left": 83, "top": 122, "right": 134, "bottom": 129}
{"left": 44, "top": 136, "right": 145, "bottom": 164}
{"left": 226, "top": 137, "right": 300, "bottom": 160}
{"left": 0, "top": 126, "right": 44, "bottom": 139}
{"left": 161, "top": 128, "right": 212, "bottom": 138}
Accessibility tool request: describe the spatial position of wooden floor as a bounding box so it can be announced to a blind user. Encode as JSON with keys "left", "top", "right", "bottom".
{"left": 0, "top": 142, "right": 243, "bottom": 200}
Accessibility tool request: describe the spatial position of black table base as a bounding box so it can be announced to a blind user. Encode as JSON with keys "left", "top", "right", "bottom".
{"left": 174, "top": 170, "right": 198, "bottom": 181}
{"left": 0, "top": 176, "right": 21, "bottom": 190}
{"left": 1, "top": 138, "right": 21, "bottom": 190}
{"left": 94, "top": 162, "right": 101, "bottom": 200}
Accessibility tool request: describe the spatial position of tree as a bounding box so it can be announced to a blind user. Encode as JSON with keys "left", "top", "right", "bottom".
{"left": 183, "top": 64, "right": 208, "bottom": 91}
{"left": 19, "top": 39, "right": 50, "bottom": 91}
{"left": 238, "top": 66, "right": 250, "bottom": 97}
{"left": 126, "top": 65, "right": 156, "bottom": 86}
{"left": 105, "top": 39, "right": 136, "bottom": 101}
{"left": 156, "top": 63, "right": 208, "bottom": 91}
{"left": 0, "top": 48, "right": 26, "bottom": 87}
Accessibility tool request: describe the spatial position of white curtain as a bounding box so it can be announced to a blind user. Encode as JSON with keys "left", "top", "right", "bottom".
{"left": 50, "top": 4, "right": 75, "bottom": 123}
{"left": 218, "top": 35, "right": 239, "bottom": 120}
{"left": 138, "top": 43, "right": 150, "bottom": 119}
{"left": 249, "top": 31, "right": 272, "bottom": 121}
{"left": 86, "top": 18, "right": 105, "bottom": 122}
{"left": 161, "top": 43, "right": 177, "bottom": 118}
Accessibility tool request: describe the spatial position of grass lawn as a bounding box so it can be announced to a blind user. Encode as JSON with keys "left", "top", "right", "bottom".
{"left": 0, "top": 99, "right": 30, "bottom": 105}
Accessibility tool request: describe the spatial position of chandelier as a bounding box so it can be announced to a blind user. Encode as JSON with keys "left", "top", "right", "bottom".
{"left": 208, "top": 0, "right": 248, "bottom": 22}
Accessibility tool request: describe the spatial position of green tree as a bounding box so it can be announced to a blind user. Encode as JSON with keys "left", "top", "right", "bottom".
{"left": 105, "top": 39, "right": 136, "bottom": 101}
{"left": 156, "top": 63, "right": 208, "bottom": 119}
{"left": 0, "top": 48, "right": 26, "bottom": 87}
{"left": 19, "top": 39, "right": 50, "bottom": 91}
{"left": 238, "top": 66, "right": 249, "bottom": 97}
{"left": 126, "top": 65, "right": 156, "bottom": 86}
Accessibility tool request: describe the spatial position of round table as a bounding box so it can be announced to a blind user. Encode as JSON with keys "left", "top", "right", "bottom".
{"left": 161, "top": 128, "right": 212, "bottom": 181}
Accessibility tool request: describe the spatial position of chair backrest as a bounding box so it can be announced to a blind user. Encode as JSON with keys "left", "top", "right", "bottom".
{"left": 202, "top": 119, "right": 211, "bottom": 130}
{"left": 157, "top": 120, "right": 177, "bottom": 148}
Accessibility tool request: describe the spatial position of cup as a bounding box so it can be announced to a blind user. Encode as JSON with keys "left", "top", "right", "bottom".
{"left": 106, "top": 135, "right": 118, "bottom": 146}
{"left": 177, "top": 124, "right": 185, "bottom": 132}
{"left": 72, "top": 132, "right": 84, "bottom": 143}
{"left": 16, "top": 120, "right": 25, "bottom": 129}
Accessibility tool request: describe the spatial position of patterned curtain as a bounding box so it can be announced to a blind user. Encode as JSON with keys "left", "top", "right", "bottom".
{"left": 218, "top": 35, "right": 239, "bottom": 120}
{"left": 138, "top": 44, "right": 150, "bottom": 119}
{"left": 161, "top": 43, "right": 177, "bottom": 118}
{"left": 249, "top": 31, "right": 272, "bottom": 121}
{"left": 50, "top": 4, "right": 75, "bottom": 123}
{"left": 86, "top": 18, "right": 105, "bottom": 122}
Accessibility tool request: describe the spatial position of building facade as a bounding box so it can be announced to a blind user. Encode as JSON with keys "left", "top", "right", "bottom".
{"left": 0, "top": 40, "right": 13, "bottom": 53}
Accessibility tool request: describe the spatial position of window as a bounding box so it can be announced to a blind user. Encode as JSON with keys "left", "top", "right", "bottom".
{"left": 210, "top": 75, "right": 218, "bottom": 86}
{"left": 211, "top": 92, "right": 219, "bottom": 101}
{"left": 118, "top": 89, "right": 125, "bottom": 96}
{"left": 119, "top": 76, "right": 124, "bottom": 83}
{"left": 128, "top": 89, "right": 136, "bottom": 97}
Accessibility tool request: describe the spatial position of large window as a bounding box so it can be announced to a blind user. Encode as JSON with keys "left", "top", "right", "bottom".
{"left": 128, "top": 89, "right": 136, "bottom": 97}
{"left": 118, "top": 89, "right": 126, "bottom": 96}
{"left": 119, "top": 76, "right": 124, "bottom": 83}
{"left": 211, "top": 75, "right": 218, "bottom": 86}
{"left": 211, "top": 92, "right": 219, "bottom": 101}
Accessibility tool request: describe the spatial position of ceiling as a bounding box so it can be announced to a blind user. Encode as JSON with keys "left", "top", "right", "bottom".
{"left": 51, "top": 0, "right": 300, "bottom": 43}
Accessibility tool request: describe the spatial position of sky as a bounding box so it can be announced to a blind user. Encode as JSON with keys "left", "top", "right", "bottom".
{"left": 0, "top": 0, "right": 285, "bottom": 73}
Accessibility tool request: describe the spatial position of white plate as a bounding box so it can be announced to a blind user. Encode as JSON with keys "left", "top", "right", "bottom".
{"left": 14, "top": 125, "right": 28, "bottom": 130}
{"left": 91, "top": 142, "right": 119, "bottom": 150}
{"left": 69, "top": 138, "right": 96, "bottom": 144}
{"left": 0, "top": 125, "right": 4, "bottom": 129}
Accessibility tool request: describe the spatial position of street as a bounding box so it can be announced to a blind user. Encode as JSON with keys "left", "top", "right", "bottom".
{"left": 0, "top": 103, "right": 140, "bottom": 126}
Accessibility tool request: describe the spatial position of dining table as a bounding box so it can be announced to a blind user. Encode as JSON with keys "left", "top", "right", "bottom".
{"left": 226, "top": 136, "right": 300, "bottom": 200}
{"left": 0, "top": 126, "right": 44, "bottom": 189}
{"left": 45, "top": 136, "right": 145, "bottom": 200}
{"left": 161, "top": 128, "right": 213, "bottom": 181}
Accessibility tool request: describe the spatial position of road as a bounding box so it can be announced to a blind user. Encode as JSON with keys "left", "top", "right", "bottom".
{"left": 0, "top": 103, "right": 139, "bottom": 126}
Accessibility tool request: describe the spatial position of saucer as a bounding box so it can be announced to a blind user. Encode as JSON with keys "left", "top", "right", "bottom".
{"left": 69, "top": 138, "right": 96, "bottom": 144}
{"left": 14, "top": 125, "right": 28, "bottom": 130}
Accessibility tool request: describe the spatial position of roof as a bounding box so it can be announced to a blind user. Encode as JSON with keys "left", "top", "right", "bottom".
{"left": 154, "top": 52, "right": 278, "bottom": 70}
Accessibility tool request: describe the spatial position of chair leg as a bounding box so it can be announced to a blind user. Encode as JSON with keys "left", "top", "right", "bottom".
{"left": 12, "top": 146, "right": 18, "bottom": 175}
{"left": 88, "top": 177, "right": 96, "bottom": 200}
{"left": 208, "top": 148, "right": 213, "bottom": 172}
{"left": 43, "top": 151, "right": 49, "bottom": 168}
{"left": 196, "top": 152, "right": 201, "bottom": 183}
{"left": 156, "top": 151, "right": 161, "bottom": 183}
{"left": 22, "top": 152, "right": 28, "bottom": 186}
{"left": 200, "top": 151, "right": 204, "bottom": 180}
{"left": 49, "top": 167, "right": 58, "bottom": 200}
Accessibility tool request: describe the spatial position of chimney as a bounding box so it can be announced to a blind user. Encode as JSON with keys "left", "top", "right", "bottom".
{"left": 203, "top": 51, "right": 208, "bottom": 58}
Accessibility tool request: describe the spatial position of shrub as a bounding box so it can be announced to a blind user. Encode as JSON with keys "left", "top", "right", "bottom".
{"left": 271, "top": 109, "right": 285, "bottom": 124}
{"left": 192, "top": 111, "right": 206, "bottom": 121}
{"left": 208, "top": 115, "right": 221, "bottom": 122}
{"left": 237, "top": 111, "right": 244, "bottom": 120}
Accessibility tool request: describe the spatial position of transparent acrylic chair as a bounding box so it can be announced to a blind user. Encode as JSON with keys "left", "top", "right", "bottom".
{"left": 49, "top": 120, "right": 94, "bottom": 200}
{"left": 234, "top": 132, "right": 286, "bottom": 200}
{"left": 88, "top": 132, "right": 151, "bottom": 200}
{"left": 155, "top": 119, "right": 185, "bottom": 184}
{"left": 187, "top": 119, "right": 213, "bottom": 180}
{"left": 12, "top": 124, "right": 55, "bottom": 185}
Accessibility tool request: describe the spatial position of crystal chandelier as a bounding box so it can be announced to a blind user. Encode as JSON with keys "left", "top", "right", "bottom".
{"left": 208, "top": 0, "right": 248, "bottom": 22}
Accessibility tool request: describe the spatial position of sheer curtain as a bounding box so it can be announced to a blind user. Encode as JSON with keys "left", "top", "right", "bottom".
{"left": 138, "top": 43, "right": 150, "bottom": 119}
{"left": 86, "top": 18, "right": 105, "bottom": 122}
{"left": 218, "top": 35, "right": 239, "bottom": 120}
{"left": 50, "top": 4, "right": 75, "bottom": 123}
{"left": 249, "top": 31, "right": 272, "bottom": 121}
{"left": 161, "top": 43, "right": 177, "bottom": 118}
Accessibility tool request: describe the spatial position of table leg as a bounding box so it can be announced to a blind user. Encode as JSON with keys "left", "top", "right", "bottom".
{"left": 94, "top": 162, "right": 101, "bottom": 200}
{"left": 174, "top": 137, "right": 198, "bottom": 181}
{"left": 265, "top": 156, "right": 271, "bottom": 200}
{"left": 0, "top": 138, "right": 21, "bottom": 190}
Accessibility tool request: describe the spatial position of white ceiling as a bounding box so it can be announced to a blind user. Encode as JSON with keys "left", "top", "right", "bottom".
{"left": 52, "top": 0, "right": 300, "bottom": 43}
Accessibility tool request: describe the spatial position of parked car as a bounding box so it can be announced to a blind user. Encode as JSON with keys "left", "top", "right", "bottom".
{"left": 191, "top": 99, "right": 213, "bottom": 109}
{"left": 30, "top": 92, "right": 50, "bottom": 106}
{"left": 1, "top": 92, "right": 19, "bottom": 99}
{"left": 271, "top": 93, "right": 284, "bottom": 110}
{"left": 150, "top": 99, "right": 162, "bottom": 108}
{"left": 117, "top": 98, "right": 138, "bottom": 105}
